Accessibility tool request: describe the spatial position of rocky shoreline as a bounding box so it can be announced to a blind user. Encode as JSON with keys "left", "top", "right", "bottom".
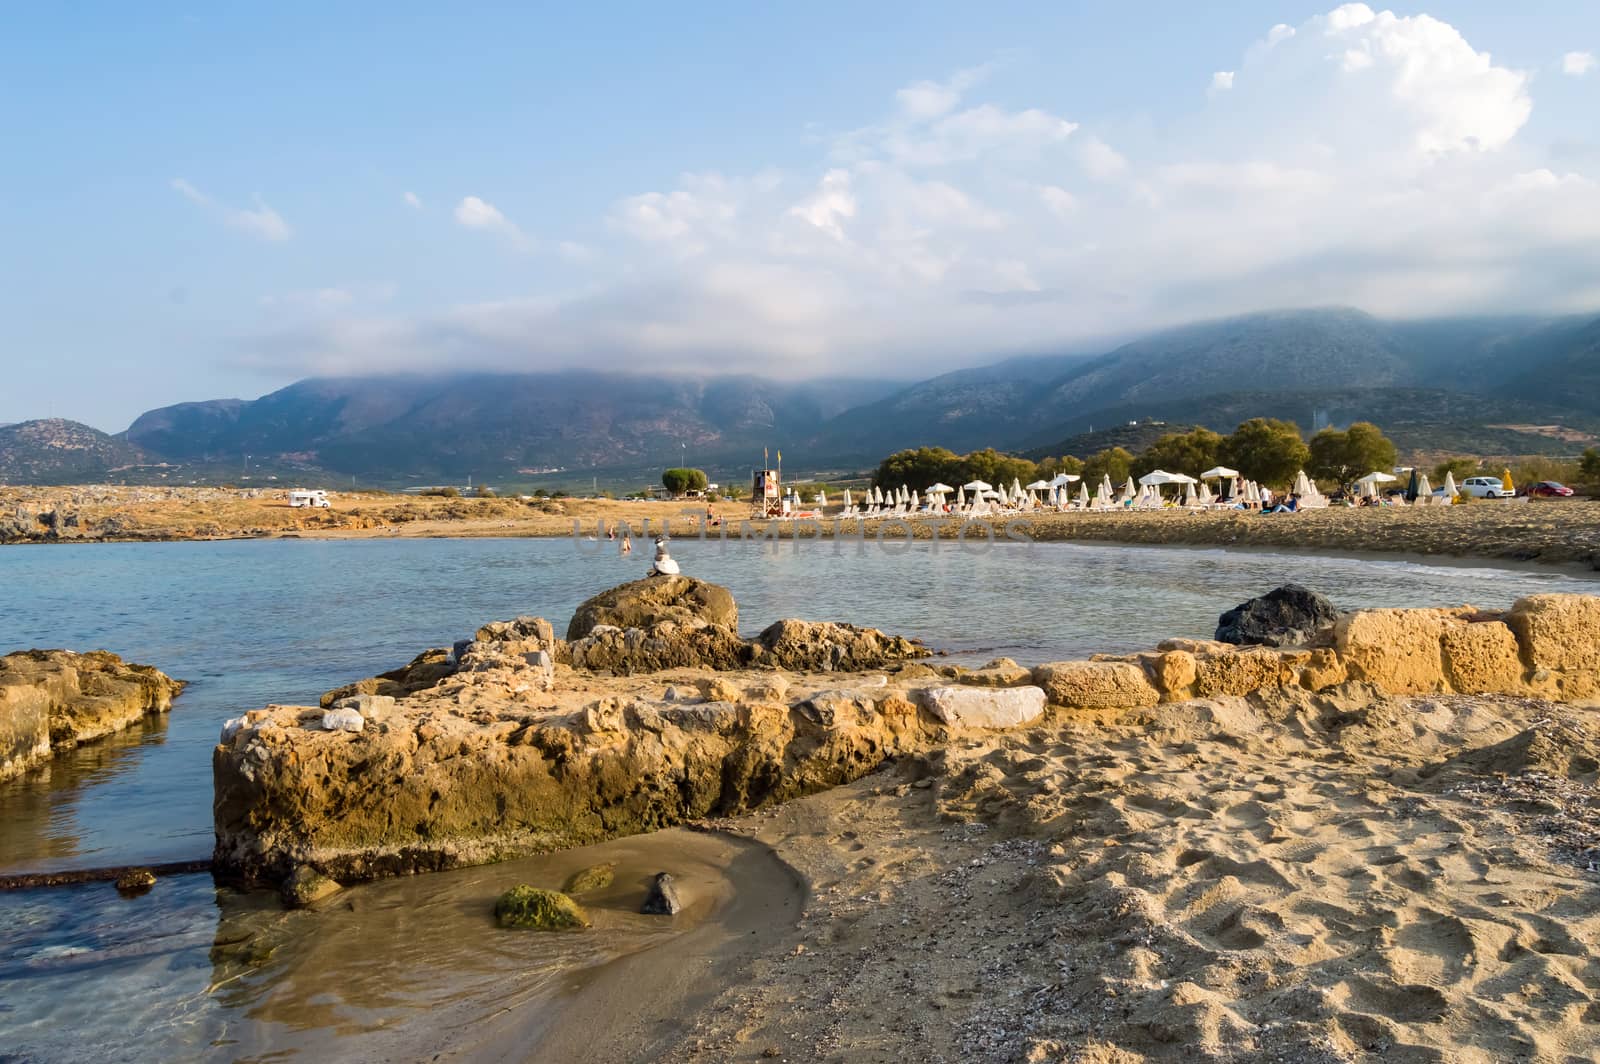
{"left": 211, "top": 573, "right": 1600, "bottom": 900}
{"left": 0, "top": 649, "right": 185, "bottom": 781}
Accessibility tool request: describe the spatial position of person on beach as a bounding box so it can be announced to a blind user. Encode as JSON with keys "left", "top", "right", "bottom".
{"left": 620, "top": 532, "right": 632, "bottom": 554}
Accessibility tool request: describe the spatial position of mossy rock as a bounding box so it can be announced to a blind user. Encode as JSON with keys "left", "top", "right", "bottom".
{"left": 495, "top": 885, "right": 590, "bottom": 930}
{"left": 563, "top": 862, "right": 616, "bottom": 895}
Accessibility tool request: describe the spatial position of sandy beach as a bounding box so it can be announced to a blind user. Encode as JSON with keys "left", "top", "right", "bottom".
{"left": 633, "top": 687, "right": 1600, "bottom": 1063}
{"left": 4, "top": 485, "right": 1599, "bottom": 569}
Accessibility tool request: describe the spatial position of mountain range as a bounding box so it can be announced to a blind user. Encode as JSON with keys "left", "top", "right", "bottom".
{"left": 3, "top": 307, "right": 1598, "bottom": 486}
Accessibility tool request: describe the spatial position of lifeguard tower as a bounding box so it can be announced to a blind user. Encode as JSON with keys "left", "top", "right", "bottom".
{"left": 751, "top": 468, "right": 783, "bottom": 517}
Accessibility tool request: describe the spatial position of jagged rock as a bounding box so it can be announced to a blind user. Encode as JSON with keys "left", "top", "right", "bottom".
{"left": 1191, "top": 646, "right": 1295, "bottom": 698}
{"left": 1507, "top": 594, "right": 1600, "bottom": 674}
{"left": 952, "top": 658, "right": 1033, "bottom": 688}
{"left": 1, "top": 649, "right": 184, "bottom": 781}
{"left": 114, "top": 868, "right": 157, "bottom": 896}
{"left": 320, "top": 707, "right": 365, "bottom": 732}
{"left": 756, "top": 619, "right": 930, "bottom": 671}
{"left": 568, "top": 621, "right": 750, "bottom": 674}
{"left": 918, "top": 685, "right": 1047, "bottom": 729}
{"left": 567, "top": 576, "right": 737, "bottom": 642}
{"left": 564, "top": 862, "right": 616, "bottom": 894}
{"left": 281, "top": 865, "right": 342, "bottom": 907}
{"left": 319, "top": 647, "right": 456, "bottom": 708}
{"left": 1032, "top": 660, "right": 1161, "bottom": 709}
{"left": 640, "top": 872, "right": 682, "bottom": 915}
{"left": 495, "top": 886, "right": 589, "bottom": 930}
{"left": 1215, "top": 584, "right": 1339, "bottom": 647}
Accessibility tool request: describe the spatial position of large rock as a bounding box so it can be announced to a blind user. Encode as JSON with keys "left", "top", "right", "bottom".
{"left": 1215, "top": 584, "right": 1339, "bottom": 648}
{"left": 918, "top": 685, "right": 1047, "bottom": 729}
{"left": 567, "top": 577, "right": 737, "bottom": 642}
{"left": 0, "top": 649, "right": 184, "bottom": 781}
{"left": 756, "top": 619, "right": 930, "bottom": 671}
{"left": 1506, "top": 594, "right": 1600, "bottom": 674}
{"left": 1439, "top": 620, "right": 1525, "bottom": 694}
{"left": 1032, "top": 661, "right": 1160, "bottom": 709}
{"left": 567, "top": 621, "right": 750, "bottom": 674}
{"left": 1191, "top": 646, "right": 1295, "bottom": 698}
{"left": 1333, "top": 608, "right": 1451, "bottom": 694}
{"left": 320, "top": 647, "right": 457, "bottom": 708}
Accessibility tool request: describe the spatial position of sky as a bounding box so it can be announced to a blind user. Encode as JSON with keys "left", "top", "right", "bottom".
{"left": 2, "top": 2, "right": 1597, "bottom": 431}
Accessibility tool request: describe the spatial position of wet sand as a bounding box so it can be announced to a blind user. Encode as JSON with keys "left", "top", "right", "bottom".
{"left": 206, "top": 828, "right": 804, "bottom": 1064}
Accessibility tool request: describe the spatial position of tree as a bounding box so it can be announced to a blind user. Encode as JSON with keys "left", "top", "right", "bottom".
{"left": 661, "top": 468, "right": 708, "bottom": 495}
{"left": 1036, "top": 455, "right": 1085, "bottom": 480}
{"left": 1580, "top": 448, "right": 1600, "bottom": 488}
{"left": 1431, "top": 457, "right": 1480, "bottom": 485}
{"left": 1082, "top": 446, "right": 1135, "bottom": 485}
{"left": 956, "top": 448, "right": 1039, "bottom": 490}
{"left": 1131, "top": 428, "right": 1224, "bottom": 479}
{"left": 874, "top": 447, "right": 962, "bottom": 490}
{"left": 1220, "top": 418, "right": 1310, "bottom": 487}
{"left": 1306, "top": 422, "right": 1397, "bottom": 487}
{"left": 723, "top": 483, "right": 744, "bottom": 501}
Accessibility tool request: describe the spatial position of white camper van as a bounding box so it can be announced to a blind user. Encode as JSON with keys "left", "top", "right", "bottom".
{"left": 288, "top": 489, "right": 331, "bottom": 508}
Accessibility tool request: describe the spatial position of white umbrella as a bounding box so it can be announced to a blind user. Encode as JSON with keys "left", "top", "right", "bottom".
{"left": 911, "top": 490, "right": 920, "bottom": 506}
{"left": 1293, "top": 470, "right": 1312, "bottom": 497}
{"left": 1049, "top": 473, "right": 1080, "bottom": 487}
{"left": 1197, "top": 481, "right": 1213, "bottom": 504}
{"left": 1441, "top": 471, "right": 1458, "bottom": 499}
{"left": 1077, "top": 483, "right": 1090, "bottom": 506}
{"left": 817, "top": 489, "right": 827, "bottom": 506}
{"left": 843, "top": 489, "right": 852, "bottom": 508}
{"left": 1121, "top": 476, "right": 1137, "bottom": 502}
{"left": 1025, "top": 479, "right": 1050, "bottom": 491}
{"left": 1356, "top": 471, "right": 1397, "bottom": 485}
{"left": 1416, "top": 473, "right": 1432, "bottom": 498}
{"left": 963, "top": 479, "right": 992, "bottom": 493}
{"left": 1183, "top": 480, "right": 1197, "bottom": 506}
{"left": 1011, "top": 477, "right": 1024, "bottom": 499}
{"left": 1100, "top": 474, "right": 1114, "bottom": 497}
{"left": 1138, "top": 469, "right": 1175, "bottom": 487}
{"left": 956, "top": 486, "right": 966, "bottom": 506}
{"left": 1200, "top": 466, "right": 1240, "bottom": 480}
{"left": 926, "top": 482, "right": 953, "bottom": 496}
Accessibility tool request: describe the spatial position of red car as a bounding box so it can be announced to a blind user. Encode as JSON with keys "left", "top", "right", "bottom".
{"left": 1523, "top": 481, "right": 1575, "bottom": 498}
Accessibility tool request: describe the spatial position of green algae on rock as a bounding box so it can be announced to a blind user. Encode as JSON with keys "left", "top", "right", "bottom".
{"left": 495, "top": 885, "right": 590, "bottom": 930}
{"left": 563, "top": 862, "right": 617, "bottom": 895}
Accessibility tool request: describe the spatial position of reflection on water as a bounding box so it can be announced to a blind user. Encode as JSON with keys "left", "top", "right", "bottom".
{"left": 0, "top": 536, "right": 1593, "bottom": 1058}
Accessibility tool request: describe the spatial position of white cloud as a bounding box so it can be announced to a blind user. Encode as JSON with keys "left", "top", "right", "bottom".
{"left": 454, "top": 195, "right": 530, "bottom": 248}
{"left": 170, "top": 178, "right": 291, "bottom": 241}
{"left": 1038, "top": 185, "right": 1077, "bottom": 219}
{"left": 789, "top": 169, "right": 856, "bottom": 240}
{"left": 403, "top": 191, "right": 423, "bottom": 209}
{"left": 1210, "top": 70, "right": 1235, "bottom": 93}
{"left": 1563, "top": 51, "right": 1597, "bottom": 77}
{"left": 1077, "top": 136, "right": 1128, "bottom": 180}
{"left": 238, "top": 8, "right": 1600, "bottom": 383}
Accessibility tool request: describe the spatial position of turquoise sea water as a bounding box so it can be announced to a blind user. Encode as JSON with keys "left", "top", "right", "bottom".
{"left": 0, "top": 536, "right": 1594, "bottom": 1059}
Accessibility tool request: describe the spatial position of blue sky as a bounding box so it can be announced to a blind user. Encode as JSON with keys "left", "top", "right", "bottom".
{"left": 2, "top": 2, "right": 1597, "bottom": 430}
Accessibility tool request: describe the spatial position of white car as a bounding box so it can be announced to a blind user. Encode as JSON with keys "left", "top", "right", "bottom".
{"left": 1459, "top": 476, "right": 1512, "bottom": 499}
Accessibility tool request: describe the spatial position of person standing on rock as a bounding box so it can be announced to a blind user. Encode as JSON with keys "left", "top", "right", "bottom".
{"left": 649, "top": 536, "right": 679, "bottom": 576}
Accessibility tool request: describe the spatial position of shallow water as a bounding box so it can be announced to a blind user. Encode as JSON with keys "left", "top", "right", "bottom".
{"left": 0, "top": 535, "right": 1594, "bottom": 1059}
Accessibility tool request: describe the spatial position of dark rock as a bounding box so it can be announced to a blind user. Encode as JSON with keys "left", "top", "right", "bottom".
{"left": 640, "top": 872, "right": 682, "bottom": 915}
{"left": 567, "top": 576, "right": 738, "bottom": 642}
{"left": 1216, "top": 584, "right": 1339, "bottom": 648}
{"left": 114, "top": 868, "right": 157, "bottom": 896}
{"left": 757, "top": 619, "right": 931, "bottom": 671}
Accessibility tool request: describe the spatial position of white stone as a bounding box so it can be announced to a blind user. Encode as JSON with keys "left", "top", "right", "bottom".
{"left": 917, "top": 685, "right": 1047, "bottom": 730}
{"left": 321, "top": 707, "right": 366, "bottom": 733}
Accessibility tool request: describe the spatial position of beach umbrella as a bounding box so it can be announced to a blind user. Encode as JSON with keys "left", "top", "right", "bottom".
{"left": 1184, "top": 480, "right": 1197, "bottom": 506}
{"left": 911, "top": 490, "right": 919, "bottom": 507}
{"left": 1198, "top": 481, "right": 1213, "bottom": 504}
{"left": 1011, "top": 477, "right": 1024, "bottom": 499}
{"left": 1416, "top": 474, "right": 1432, "bottom": 500}
{"left": 1049, "top": 473, "right": 1079, "bottom": 488}
{"left": 1441, "top": 471, "right": 1458, "bottom": 500}
{"left": 1077, "top": 483, "right": 1090, "bottom": 506}
{"left": 818, "top": 489, "right": 827, "bottom": 506}
{"left": 1026, "top": 479, "right": 1050, "bottom": 492}
{"left": 1138, "top": 470, "right": 1174, "bottom": 487}
{"left": 1404, "top": 468, "right": 1420, "bottom": 502}
{"left": 962, "top": 479, "right": 992, "bottom": 493}
{"left": 926, "top": 482, "right": 953, "bottom": 496}
{"left": 956, "top": 486, "right": 966, "bottom": 507}
{"left": 1293, "top": 470, "right": 1312, "bottom": 497}
{"left": 843, "top": 489, "right": 852, "bottom": 509}
{"left": 1501, "top": 468, "right": 1515, "bottom": 494}
{"left": 1200, "top": 465, "right": 1240, "bottom": 481}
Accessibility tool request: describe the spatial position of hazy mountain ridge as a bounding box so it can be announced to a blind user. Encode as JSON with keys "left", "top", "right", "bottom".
{"left": 5, "top": 307, "right": 1599, "bottom": 485}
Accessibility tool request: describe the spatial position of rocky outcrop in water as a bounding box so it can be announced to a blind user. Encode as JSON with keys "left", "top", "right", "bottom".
{"left": 1, "top": 649, "right": 185, "bottom": 780}
{"left": 211, "top": 586, "right": 1600, "bottom": 893}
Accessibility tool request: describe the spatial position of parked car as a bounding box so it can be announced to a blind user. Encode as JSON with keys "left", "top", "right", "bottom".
{"left": 1459, "top": 476, "right": 1513, "bottom": 499}
{"left": 1523, "top": 481, "right": 1575, "bottom": 498}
